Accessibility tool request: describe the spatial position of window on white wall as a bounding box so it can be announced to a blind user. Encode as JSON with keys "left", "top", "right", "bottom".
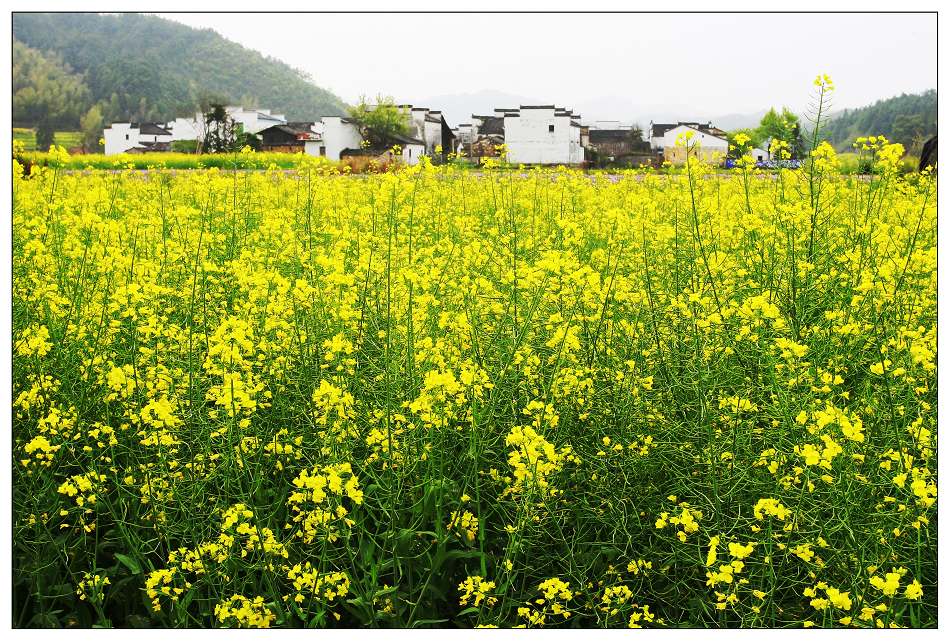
{"left": 548, "top": 124, "right": 555, "bottom": 133}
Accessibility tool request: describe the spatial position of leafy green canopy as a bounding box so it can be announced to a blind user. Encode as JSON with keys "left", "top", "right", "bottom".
{"left": 348, "top": 96, "right": 412, "bottom": 150}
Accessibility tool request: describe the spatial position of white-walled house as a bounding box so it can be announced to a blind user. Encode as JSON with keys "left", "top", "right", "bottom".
{"left": 320, "top": 117, "right": 364, "bottom": 160}
{"left": 650, "top": 121, "right": 728, "bottom": 152}
{"left": 103, "top": 122, "right": 173, "bottom": 155}
{"left": 503, "top": 105, "right": 584, "bottom": 165}
{"left": 165, "top": 106, "right": 288, "bottom": 144}
{"left": 321, "top": 105, "right": 450, "bottom": 165}
{"left": 227, "top": 107, "right": 287, "bottom": 135}
{"left": 660, "top": 124, "right": 729, "bottom": 164}
{"left": 165, "top": 117, "right": 204, "bottom": 142}
{"left": 389, "top": 133, "right": 426, "bottom": 164}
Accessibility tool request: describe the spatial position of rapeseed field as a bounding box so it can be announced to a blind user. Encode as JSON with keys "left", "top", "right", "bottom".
{"left": 12, "top": 128, "right": 936, "bottom": 627}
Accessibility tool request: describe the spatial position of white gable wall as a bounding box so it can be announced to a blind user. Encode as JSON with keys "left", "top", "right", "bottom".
{"left": 401, "top": 143, "right": 425, "bottom": 165}
{"left": 166, "top": 117, "right": 203, "bottom": 142}
{"left": 104, "top": 123, "right": 138, "bottom": 155}
{"left": 321, "top": 118, "right": 363, "bottom": 160}
{"left": 227, "top": 107, "right": 288, "bottom": 134}
{"left": 103, "top": 124, "right": 171, "bottom": 155}
{"left": 505, "top": 108, "right": 583, "bottom": 165}
{"left": 423, "top": 118, "right": 443, "bottom": 153}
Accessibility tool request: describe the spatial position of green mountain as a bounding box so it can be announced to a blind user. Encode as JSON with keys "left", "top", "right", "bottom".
{"left": 13, "top": 12, "right": 347, "bottom": 127}
{"left": 820, "top": 90, "right": 936, "bottom": 153}
{"left": 13, "top": 40, "right": 91, "bottom": 129}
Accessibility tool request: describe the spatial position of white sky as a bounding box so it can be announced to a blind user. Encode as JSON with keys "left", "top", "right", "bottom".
{"left": 160, "top": 12, "right": 934, "bottom": 117}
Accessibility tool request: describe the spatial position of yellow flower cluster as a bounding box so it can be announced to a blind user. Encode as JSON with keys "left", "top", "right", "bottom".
{"left": 287, "top": 463, "right": 363, "bottom": 543}
{"left": 458, "top": 576, "right": 497, "bottom": 607}
{"left": 214, "top": 594, "right": 276, "bottom": 628}
{"left": 655, "top": 499, "right": 703, "bottom": 542}
{"left": 448, "top": 509, "right": 478, "bottom": 543}
{"left": 518, "top": 578, "right": 575, "bottom": 627}
{"left": 504, "top": 425, "right": 574, "bottom": 498}
{"left": 76, "top": 572, "right": 111, "bottom": 604}
{"left": 285, "top": 563, "right": 350, "bottom": 605}
{"left": 21, "top": 434, "right": 60, "bottom": 468}
{"left": 15, "top": 324, "right": 53, "bottom": 358}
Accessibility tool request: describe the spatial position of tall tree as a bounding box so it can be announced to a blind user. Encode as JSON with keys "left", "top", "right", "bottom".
{"left": 202, "top": 104, "right": 238, "bottom": 153}
{"left": 756, "top": 107, "right": 804, "bottom": 156}
{"left": 80, "top": 104, "right": 104, "bottom": 153}
{"left": 348, "top": 96, "right": 411, "bottom": 149}
{"left": 35, "top": 117, "right": 55, "bottom": 152}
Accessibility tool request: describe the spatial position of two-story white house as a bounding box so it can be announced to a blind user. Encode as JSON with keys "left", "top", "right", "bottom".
{"left": 502, "top": 105, "right": 584, "bottom": 165}
{"left": 103, "top": 122, "right": 173, "bottom": 155}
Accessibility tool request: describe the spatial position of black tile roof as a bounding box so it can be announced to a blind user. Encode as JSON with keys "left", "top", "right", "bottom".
{"left": 388, "top": 132, "right": 425, "bottom": 146}
{"left": 132, "top": 122, "right": 172, "bottom": 136}
{"left": 651, "top": 123, "right": 676, "bottom": 138}
{"left": 590, "top": 129, "right": 634, "bottom": 143}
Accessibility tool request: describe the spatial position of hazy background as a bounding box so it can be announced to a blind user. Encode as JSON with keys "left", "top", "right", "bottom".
{"left": 160, "top": 12, "right": 936, "bottom": 125}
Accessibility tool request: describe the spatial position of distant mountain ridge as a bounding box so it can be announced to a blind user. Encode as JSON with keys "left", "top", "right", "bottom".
{"left": 13, "top": 12, "right": 348, "bottom": 126}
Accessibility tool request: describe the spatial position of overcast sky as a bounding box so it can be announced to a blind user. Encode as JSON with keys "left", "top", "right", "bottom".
{"left": 159, "top": 12, "right": 936, "bottom": 119}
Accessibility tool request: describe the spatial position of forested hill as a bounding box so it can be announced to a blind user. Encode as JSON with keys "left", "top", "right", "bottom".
{"left": 13, "top": 12, "right": 348, "bottom": 127}
{"left": 821, "top": 90, "right": 936, "bottom": 152}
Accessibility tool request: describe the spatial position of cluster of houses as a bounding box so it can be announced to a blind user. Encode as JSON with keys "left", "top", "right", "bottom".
{"left": 102, "top": 103, "right": 774, "bottom": 167}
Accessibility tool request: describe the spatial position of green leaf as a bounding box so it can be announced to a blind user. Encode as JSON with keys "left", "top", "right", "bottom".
{"left": 115, "top": 553, "right": 142, "bottom": 575}
{"left": 411, "top": 618, "right": 449, "bottom": 628}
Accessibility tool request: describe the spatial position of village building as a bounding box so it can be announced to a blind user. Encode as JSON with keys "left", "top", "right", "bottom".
{"left": 649, "top": 121, "right": 727, "bottom": 152}
{"left": 103, "top": 122, "right": 173, "bottom": 155}
{"left": 163, "top": 106, "right": 288, "bottom": 147}
{"left": 749, "top": 146, "right": 770, "bottom": 162}
{"left": 656, "top": 123, "right": 730, "bottom": 164}
{"left": 407, "top": 107, "right": 456, "bottom": 156}
{"left": 340, "top": 131, "right": 426, "bottom": 166}
{"left": 586, "top": 125, "right": 651, "bottom": 166}
{"left": 227, "top": 107, "right": 287, "bottom": 135}
{"left": 257, "top": 122, "right": 324, "bottom": 155}
{"left": 460, "top": 106, "right": 584, "bottom": 165}
{"left": 317, "top": 117, "right": 362, "bottom": 161}
{"left": 461, "top": 113, "right": 506, "bottom": 159}
{"left": 503, "top": 106, "right": 584, "bottom": 165}
{"left": 313, "top": 105, "right": 452, "bottom": 164}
